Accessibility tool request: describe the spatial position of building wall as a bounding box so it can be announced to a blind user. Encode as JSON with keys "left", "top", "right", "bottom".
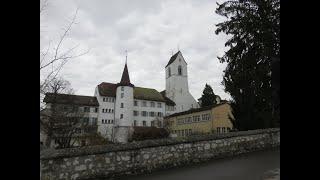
{"left": 114, "top": 86, "right": 134, "bottom": 143}
{"left": 132, "top": 99, "right": 165, "bottom": 127}
{"left": 165, "top": 53, "right": 199, "bottom": 113}
{"left": 167, "top": 104, "right": 233, "bottom": 137}
{"left": 115, "top": 86, "right": 134, "bottom": 126}
{"left": 43, "top": 103, "right": 99, "bottom": 148}
{"left": 211, "top": 103, "right": 233, "bottom": 133}
{"left": 165, "top": 105, "right": 176, "bottom": 116}
{"left": 40, "top": 128, "right": 280, "bottom": 180}
{"left": 94, "top": 87, "right": 115, "bottom": 139}
{"left": 169, "top": 109, "right": 212, "bottom": 136}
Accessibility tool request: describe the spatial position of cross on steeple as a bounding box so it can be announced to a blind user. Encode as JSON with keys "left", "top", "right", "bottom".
{"left": 125, "top": 50, "right": 128, "bottom": 64}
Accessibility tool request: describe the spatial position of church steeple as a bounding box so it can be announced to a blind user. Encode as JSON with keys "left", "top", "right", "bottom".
{"left": 117, "top": 63, "right": 134, "bottom": 87}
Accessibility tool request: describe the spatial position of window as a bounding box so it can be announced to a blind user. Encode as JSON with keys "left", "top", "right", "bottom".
{"left": 142, "top": 111, "right": 147, "bottom": 117}
{"left": 217, "top": 127, "right": 221, "bottom": 134}
{"left": 120, "top": 114, "right": 123, "bottom": 119}
{"left": 189, "top": 129, "right": 192, "bottom": 135}
{"left": 121, "top": 103, "right": 124, "bottom": 108}
{"left": 157, "top": 112, "right": 163, "bottom": 117}
{"left": 102, "top": 109, "right": 105, "bottom": 113}
{"left": 108, "top": 120, "right": 110, "bottom": 124}
{"left": 106, "top": 97, "right": 109, "bottom": 102}
{"left": 168, "top": 67, "right": 171, "bottom": 77}
{"left": 193, "top": 115, "right": 200, "bottom": 122}
{"left": 108, "top": 109, "right": 111, "bottom": 113}
{"left": 121, "top": 86, "right": 124, "bottom": 91}
{"left": 82, "top": 117, "right": 89, "bottom": 124}
{"left": 149, "top": 112, "right": 155, "bottom": 117}
{"left": 73, "top": 106, "right": 79, "bottom": 112}
{"left": 95, "top": 107, "right": 98, "bottom": 113}
{"left": 133, "top": 111, "right": 139, "bottom": 116}
{"left": 157, "top": 103, "right": 162, "bottom": 108}
{"left": 121, "top": 93, "right": 124, "bottom": 98}
{"left": 222, "top": 127, "right": 226, "bottom": 133}
{"left": 134, "top": 120, "right": 137, "bottom": 126}
{"left": 83, "top": 107, "right": 90, "bottom": 112}
{"left": 150, "top": 102, "right": 155, "bottom": 107}
{"left": 112, "top": 109, "right": 114, "bottom": 113}
{"left": 151, "top": 121, "right": 155, "bottom": 127}
{"left": 178, "top": 65, "right": 182, "bottom": 75}
{"left": 142, "top": 101, "right": 147, "bottom": 107}
{"left": 143, "top": 121, "right": 146, "bottom": 126}
{"left": 103, "top": 97, "right": 106, "bottom": 102}
{"left": 182, "top": 130, "right": 185, "bottom": 137}
{"left": 112, "top": 98, "right": 115, "bottom": 102}
{"left": 134, "top": 101, "right": 138, "bottom": 106}
{"left": 91, "top": 118, "right": 97, "bottom": 125}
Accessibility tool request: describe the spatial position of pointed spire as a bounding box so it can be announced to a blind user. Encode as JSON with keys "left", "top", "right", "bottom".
{"left": 117, "top": 62, "right": 134, "bottom": 87}
{"left": 120, "top": 63, "right": 130, "bottom": 84}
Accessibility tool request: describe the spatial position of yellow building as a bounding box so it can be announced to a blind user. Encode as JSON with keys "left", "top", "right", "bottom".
{"left": 164, "top": 103, "right": 234, "bottom": 137}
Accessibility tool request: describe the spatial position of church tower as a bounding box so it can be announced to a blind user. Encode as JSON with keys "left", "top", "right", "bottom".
{"left": 114, "top": 62, "right": 134, "bottom": 143}
{"left": 165, "top": 51, "right": 199, "bottom": 112}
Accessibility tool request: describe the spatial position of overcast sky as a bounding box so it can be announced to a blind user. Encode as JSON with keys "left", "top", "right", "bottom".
{"left": 40, "top": 0, "right": 231, "bottom": 100}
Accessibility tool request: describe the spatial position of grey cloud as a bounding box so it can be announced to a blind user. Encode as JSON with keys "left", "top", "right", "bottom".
{"left": 41, "top": 0, "right": 231, "bottom": 100}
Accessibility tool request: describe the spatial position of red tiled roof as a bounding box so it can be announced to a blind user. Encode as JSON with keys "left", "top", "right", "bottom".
{"left": 98, "top": 82, "right": 117, "bottom": 97}
{"left": 97, "top": 82, "right": 166, "bottom": 102}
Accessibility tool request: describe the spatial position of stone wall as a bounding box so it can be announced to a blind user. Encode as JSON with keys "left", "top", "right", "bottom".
{"left": 40, "top": 128, "right": 280, "bottom": 180}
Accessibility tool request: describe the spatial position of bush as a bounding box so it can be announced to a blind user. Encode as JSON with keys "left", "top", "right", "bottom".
{"left": 86, "top": 133, "right": 108, "bottom": 146}
{"left": 131, "top": 127, "right": 169, "bottom": 141}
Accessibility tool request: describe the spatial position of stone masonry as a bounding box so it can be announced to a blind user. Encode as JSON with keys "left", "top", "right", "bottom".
{"left": 40, "top": 128, "right": 280, "bottom": 180}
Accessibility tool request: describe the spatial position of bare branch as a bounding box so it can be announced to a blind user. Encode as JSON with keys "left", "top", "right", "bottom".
{"left": 40, "top": 0, "right": 49, "bottom": 14}
{"left": 40, "top": 8, "right": 79, "bottom": 70}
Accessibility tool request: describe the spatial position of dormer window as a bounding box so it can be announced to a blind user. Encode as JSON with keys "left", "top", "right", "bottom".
{"left": 168, "top": 67, "right": 171, "bottom": 77}
{"left": 121, "top": 86, "right": 124, "bottom": 91}
{"left": 178, "top": 65, "right": 182, "bottom": 75}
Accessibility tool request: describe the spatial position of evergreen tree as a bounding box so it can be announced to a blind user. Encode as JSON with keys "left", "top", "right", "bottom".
{"left": 201, "top": 84, "right": 217, "bottom": 107}
{"left": 215, "top": 0, "right": 280, "bottom": 130}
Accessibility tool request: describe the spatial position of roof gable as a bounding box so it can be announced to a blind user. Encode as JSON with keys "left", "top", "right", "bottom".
{"left": 165, "top": 51, "right": 188, "bottom": 68}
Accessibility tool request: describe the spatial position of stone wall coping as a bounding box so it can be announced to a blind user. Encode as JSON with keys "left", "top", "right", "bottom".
{"left": 40, "top": 128, "right": 279, "bottom": 160}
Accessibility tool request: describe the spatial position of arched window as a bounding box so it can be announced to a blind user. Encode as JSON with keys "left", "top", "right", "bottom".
{"left": 178, "top": 65, "right": 182, "bottom": 75}
{"left": 168, "top": 67, "right": 171, "bottom": 77}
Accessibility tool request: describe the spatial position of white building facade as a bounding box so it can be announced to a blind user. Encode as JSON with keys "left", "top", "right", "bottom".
{"left": 93, "top": 51, "right": 199, "bottom": 142}
{"left": 42, "top": 51, "right": 200, "bottom": 144}
{"left": 164, "top": 51, "right": 199, "bottom": 112}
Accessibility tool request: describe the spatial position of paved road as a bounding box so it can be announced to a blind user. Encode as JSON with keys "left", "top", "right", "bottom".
{"left": 118, "top": 148, "right": 280, "bottom": 180}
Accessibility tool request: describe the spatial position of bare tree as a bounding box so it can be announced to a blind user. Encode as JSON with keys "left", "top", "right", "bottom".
{"left": 40, "top": 77, "right": 89, "bottom": 149}
{"left": 40, "top": 0, "right": 88, "bottom": 110}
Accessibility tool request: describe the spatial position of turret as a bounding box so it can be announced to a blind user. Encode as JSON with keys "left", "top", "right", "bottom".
{"left": 114, "top": 63, "right": 134, "bottom": 143}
